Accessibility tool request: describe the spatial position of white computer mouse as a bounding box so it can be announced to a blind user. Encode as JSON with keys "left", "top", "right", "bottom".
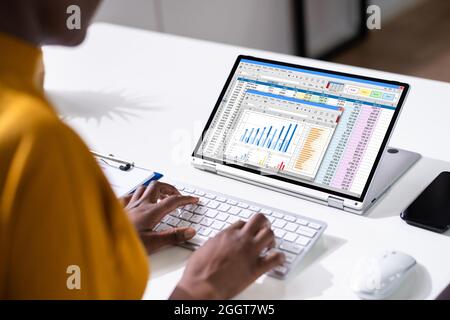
{"left": 350, "top": 250, "right": 416, "bottom": 300}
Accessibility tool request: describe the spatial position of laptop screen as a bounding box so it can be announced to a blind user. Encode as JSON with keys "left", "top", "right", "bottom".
{"left": 193, "top": 56, "right": 408, "bottom": 201}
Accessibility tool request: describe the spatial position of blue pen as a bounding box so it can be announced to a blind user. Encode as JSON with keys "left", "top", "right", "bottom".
{"left": 127, "top": 172, "right": 163, "bottom": 195}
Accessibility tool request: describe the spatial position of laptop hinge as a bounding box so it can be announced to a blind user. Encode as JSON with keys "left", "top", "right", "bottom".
{"left": 203, "top": 162, "right": 217, "bottom": 174}
{"left": 327, "top": 196, "right": 345, "bottom": 210}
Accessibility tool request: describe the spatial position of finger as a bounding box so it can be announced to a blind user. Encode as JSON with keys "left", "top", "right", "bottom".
{"left": 152, "top": 195, "right": 199, "bottom": 220}
{"left": 120, "top": 194, "right": 133, "bottom": 206}
{"left": 241, "top": 213, "right": 270, "bottom": 236}
{"left": 228, "top": 220, "right": 245, "bottom": 230}
{"left": 130, "top": 185, "right": 146, "bottom": 203}
{"left": 254, "top": 227, "right": 275, "bottom": 252}
{"left": 256, "top": 251, "right": 285, "bottom": 275}
{"left": 141, "top": 181, "right": 162, "bottom": 203}
{"left": 143, "top": 181, "right": 181, "bottom": 203}
{"left": 141, "top": 227, "right": 196, "bottom": 254}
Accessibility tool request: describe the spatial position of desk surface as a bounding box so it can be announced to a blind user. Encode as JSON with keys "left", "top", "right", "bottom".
{"left": 43, "top": 23, "right": 450, "bottom": 300}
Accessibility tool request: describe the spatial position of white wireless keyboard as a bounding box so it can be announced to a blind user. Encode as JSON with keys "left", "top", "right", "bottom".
{"left": 154, "top": 181, "right": 327, "bottom": 279}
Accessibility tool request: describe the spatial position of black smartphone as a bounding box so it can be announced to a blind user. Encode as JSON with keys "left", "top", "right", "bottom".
{"left": 401, "top": 171, "right": 450, "bottom": 233}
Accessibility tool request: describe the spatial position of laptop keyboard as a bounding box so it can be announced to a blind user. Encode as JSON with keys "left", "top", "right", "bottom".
{"left": 154, "top": 182, "right": 327, "bottom": 279}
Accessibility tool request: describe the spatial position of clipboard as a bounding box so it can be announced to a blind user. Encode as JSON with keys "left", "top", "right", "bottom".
{"left": 92, "top": 151, "right": 163, "bottom": 197}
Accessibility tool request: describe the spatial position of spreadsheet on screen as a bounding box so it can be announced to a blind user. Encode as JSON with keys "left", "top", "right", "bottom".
{"left": 197, "top": 59, "right": 405, "bottom": 198}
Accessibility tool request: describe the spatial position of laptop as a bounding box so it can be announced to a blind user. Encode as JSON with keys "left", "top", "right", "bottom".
{"left": 191, "top": 55, "right": 420, "bottom": 214}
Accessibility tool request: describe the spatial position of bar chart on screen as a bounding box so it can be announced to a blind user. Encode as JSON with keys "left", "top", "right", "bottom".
{"left": 239, "top": 122, "right": 299, "bottom": 153}
{"left": 224, "top": 110, "right": 336, "bottom": 180}
{"left": 291, "top": 126, "right": 333, "bottom": 178}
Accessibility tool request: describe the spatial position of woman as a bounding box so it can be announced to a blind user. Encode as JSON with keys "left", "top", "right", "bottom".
{"left": 0, "top": 0, "right": 284, "bottom": 299}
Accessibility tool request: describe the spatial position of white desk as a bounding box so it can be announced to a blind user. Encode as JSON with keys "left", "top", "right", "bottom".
{"left": 43, "top": 23, "right": 450, "bottom": 300}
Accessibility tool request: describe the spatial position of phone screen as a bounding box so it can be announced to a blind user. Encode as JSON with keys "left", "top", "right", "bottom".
{"left": 401, "top": 171, "right": 450, "bottom": 233}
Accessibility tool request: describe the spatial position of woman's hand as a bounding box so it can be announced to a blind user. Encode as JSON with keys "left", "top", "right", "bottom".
{"left": 122, "top": 181, "right": 198, "bottom": 254}
{"left": 170, "top": 214, "right": 285, "bottom": 300}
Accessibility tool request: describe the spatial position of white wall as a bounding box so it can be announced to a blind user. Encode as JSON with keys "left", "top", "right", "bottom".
{"left": 94, "top": 0, "right": 426, "bottom": 56}
{"left": 94, "top": 0, "right": 160, "bottom": 30}
{"left": 95, "top": 0, "right": 296, "bottom": 54}
{"left": 158, "top": 0, "right": 296, "bottom": 54}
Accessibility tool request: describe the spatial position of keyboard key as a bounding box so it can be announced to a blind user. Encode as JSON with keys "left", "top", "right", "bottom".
{"left": 284, "top": 215, "right": 296, "bottom": 222}
{"left": 218, "top": 203, "right": 231, "bottom": 212}
{"left": 279, "top": 242, "right": 304, "bottom": 254}
{"left": 283, "top": 252, "right": 296, "bottom": 264}
{"left": 205, "top": 193, "right": 216, "bottom": 199}
{"left": 285, "top": 222, "right": 298, "bottom": 232}
{"left": 200, "top": 217, "right": 214, "bottom": 227}
{"left": 194, "top": 190, "right": 206, "bottom": 196}
{"left": 298, "top": 225, "right": 315, "bottom": 233}
{"left": 211, "top": 221, "right": 225, "bottom": 230}
{"left": 216, "top": 212, "right": 229, "bottom": 221}
{"left": 308, "top": 222, "right": 322, "bottom": 230}
{"left": 296, "top": 236, "right": 311, "bottom": 246}
{"left": 189, "top": 214, "right": 203, "bottom": 223}
{"left": 190, "top": 223, "right": 202, "bottom": 232}
{"left": 205, "top": 209, "right": 218, "bottom": 218}
{"left": 227, "top": 216, "right": 240, "bottom": 224}
{"left": 261, "top": 208, "right": 272, "bottom": 215}
{"left": 207, "top": 201, "right": 220, "bottom": 209}
{"left": 238, "top": 202, "right": 249, "bottom": 209}
{"left": 197, "top": 198, "right": 209, "bottom": 206}
{"left": 175, "top": 185, "right": 184, "bottom": 191}
{"left": 216, "top": 197, "right": 226, "bottom": 202}
{"left": 169, "top": 209, "right": 180, "bottom": 217}
{"left": 161, "top": 216, "right": 170, "bottom": 223}
{"left": 228, "top": 207, "right": 241, "bottom": 215}
{"left": 178, "top": 220, "right": 191, "bottom": 228}
{"left": 266, "top": 216, "right": 275, "bottom": 223}
{"left": 283, "top": 232, "right": 298, "bottom": 242}
{"left": 239, "top": 209, "right": 253, "bottom": 219}
{"left": 167, "top": 217, "right": 180, "bottom": 227}
{"left": 194, "top": 206, "right": 208, "bottom": 215}
{"left": 155, "top": 223, "right": 170, "bottom": 232}
{"left": 186, "top": 235, "right": 208, "bottom": 246}
{"left": 296, "top": 226, "right": 317, "bottom": 238}
{"left": 273, "top": 266, "right": 288, "bottom": 276}
{"left": 184, "top": 187, "right": 194, "bottom": 193}
{"left": 273, "top": 219, "right": 286, "bottom": 229}
{"left": 226, "top": 199, "right": 238, "bottom": 205}
{"left": 273, "top": 212, "right": 284, "bottom": 218}
{"left": 198, "top": 226, "right": 212, "bottom": 237}
{"left": 184, "top": 204, "right": 197, "bottom": 212}
{"left": 273, "top": 228, "right": 286, "bottom": 238}
{"left": 179, "top": 211, "right": 193, "bottom": 220}
{"left": 249, "top": 206, "right": 261, "bottom": 211}
{"left": 296, "top": 218, "right": 308, "bottom": 226}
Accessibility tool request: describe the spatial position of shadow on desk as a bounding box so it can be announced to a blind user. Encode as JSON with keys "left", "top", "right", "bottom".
{"left": 148, "top": 247, "right": 193, "bottom": 279}
{"left": 236, "top": 234, "right": 347, "bottom": 299}
{"left": 47, "top": 89, "right": 164, "bottom": 123}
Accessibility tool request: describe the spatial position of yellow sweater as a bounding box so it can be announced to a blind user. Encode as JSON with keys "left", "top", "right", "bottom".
{"left": 0, "top": 32, "right": 148, "bottom": 299}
